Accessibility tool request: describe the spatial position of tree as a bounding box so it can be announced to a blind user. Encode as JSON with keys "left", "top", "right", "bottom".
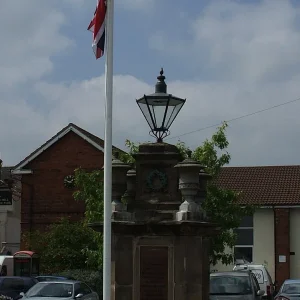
{"left": 73, "top": 169, "right": 104, "bottom": 268}
{"left": 22, "top": 218, "right": 98, "bottom": 274}
{"left": 176, "top": 123, "right": 255, "bottom": 265}
{"left": 74, "top": 122, "right": 254, "bottom": 266}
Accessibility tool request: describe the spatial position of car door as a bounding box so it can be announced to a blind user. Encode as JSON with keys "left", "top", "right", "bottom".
{"left": 251, "top": 273, "right": 262, "bottom": 299}
{"left": 81, "top": 283, "right": 97, "bottom": 300}
{"left": 74, "top": 283, "right": 96, "bottom": 300}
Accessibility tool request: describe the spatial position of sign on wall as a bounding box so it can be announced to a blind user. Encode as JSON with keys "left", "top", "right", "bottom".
{"left": 0, "top": 190, "right": 12, "bottom": 205}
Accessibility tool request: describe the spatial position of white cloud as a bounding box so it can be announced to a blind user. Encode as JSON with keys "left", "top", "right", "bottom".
{"left": 116, "top": 0, "right": 157, "bottom": 11}
{"left": 0, "top": 1, "right": 72, "bottom": 86}
{"left": 2, "top": 0, "right": 300, "bottom": 167}
{"left": 146, "top": 0, "right": 300, "bottom": 165}
{"left": 0, "top": 0, "right": 72, "bottom": 164}
{"left": 62, "top": 0, "right": 156, "bottom": 11}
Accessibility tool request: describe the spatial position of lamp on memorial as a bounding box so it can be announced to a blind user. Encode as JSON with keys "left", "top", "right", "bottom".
{"left": 136, "top": 68, "right": 186, "bottom": 142}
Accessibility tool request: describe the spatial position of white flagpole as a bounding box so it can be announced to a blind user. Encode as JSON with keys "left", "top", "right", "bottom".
{"left": 103, "top": 0, "right": 114, "bottom": 298}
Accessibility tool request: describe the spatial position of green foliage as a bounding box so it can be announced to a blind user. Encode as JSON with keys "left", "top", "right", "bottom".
{"left": 176, "top": 122, "right": 255, "bottom": 265}
{"left": 73, "top": 168, "right": 104, "bottom": 268}
{"left": 118, "top": 139, "right": 139, "bottom": 164}
{"left": 59, "top": 269, "right": 102, "bottom": 297}
{"left": 74, "top": 168, "right": 104, "bottom": 223}
{"left": 22, "top": 219, "right": 98, "bottom": 274}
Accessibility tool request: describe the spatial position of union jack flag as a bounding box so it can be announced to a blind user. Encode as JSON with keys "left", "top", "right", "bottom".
{"left": 87, "top": 0, "right": 107, "bottom": 59}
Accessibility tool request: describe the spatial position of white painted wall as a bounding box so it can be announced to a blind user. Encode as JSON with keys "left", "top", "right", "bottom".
{"left": 290, "top": 208, "right": 300, "bottom": 279}
{"left": 0, "top": 200, "right": 21, "bottom": 254}
{"left": 210, "top": 209, "right": 275, "bottom": 280}
{"left": 253, "top": 208, "right": 275, "bottom": 281}
{"left": 210, "top": 246, "right": 234, "bottom": 272}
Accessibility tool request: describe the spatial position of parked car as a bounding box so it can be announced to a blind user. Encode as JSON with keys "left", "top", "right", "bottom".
{"left": 233, "top": 264, "right": 275, "bottom": 299}
{"left": 0, "top": 277, "right": 38, "bottom": 299}
{"left": 210, "top": 271, "right": 265, "bottom": 299}
{"left": 18, "top": 280, "right": 99, "bottom": 300}
{"left": 35, "top": 275, "right": 75, "bottom": 282}
{"left": 274, "top": 279, "right": 300, "bottom": 299}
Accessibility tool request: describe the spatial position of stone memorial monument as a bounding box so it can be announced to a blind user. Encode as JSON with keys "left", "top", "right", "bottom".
{"left": 90, "top": 70, "right": 220, "bottom": 300}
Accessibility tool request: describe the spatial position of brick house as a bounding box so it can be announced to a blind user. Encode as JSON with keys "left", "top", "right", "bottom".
{"left": 214, "top": 166, "right": 300, "bottom": 287}
{"left": 12, "top": 123, "right": 123, "bottom": 239}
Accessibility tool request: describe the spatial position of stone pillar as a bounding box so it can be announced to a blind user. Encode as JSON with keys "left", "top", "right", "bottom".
{"left": 174, "top": 151, "right": 211, "bottom": 221}
{"left": 274, "top": 208, "right": 290, "bottom": 287}
{"left": 111, "top": 152, "right": 131, "bottom": 221}
{"left": 123, "top": 168, "right": 136, "bottom": 209}
{"left": 111, "top": 234, "right": 134, "bottom": 299}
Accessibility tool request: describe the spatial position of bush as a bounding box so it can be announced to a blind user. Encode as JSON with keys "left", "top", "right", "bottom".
{"left": 22, "top": 219, "right": 99, "bottom": 274}
{"left": 59, "top": 269, "right": 102, "bottom": 297}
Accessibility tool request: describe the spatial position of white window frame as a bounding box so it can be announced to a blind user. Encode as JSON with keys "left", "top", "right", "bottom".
{"left": 234, "top": 215, "right": 254, "bottom": 262}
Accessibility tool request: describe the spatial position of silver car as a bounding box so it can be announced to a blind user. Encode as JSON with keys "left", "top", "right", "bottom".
{"left": 19, "top": 280, "right": 98, "bottom": 300}
{"left": 274, "top": 279, "right": 300, "bottom": 299}
{"left": 210, "top": 271, "right": 265, "bottom": 300}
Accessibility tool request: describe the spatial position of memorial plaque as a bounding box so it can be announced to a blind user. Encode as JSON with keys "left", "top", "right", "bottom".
{"left": 140, "top": 246, "right": 168, "bottom": 300}
{"left": 0, "top": 190, "right": 12, "bottom": 205}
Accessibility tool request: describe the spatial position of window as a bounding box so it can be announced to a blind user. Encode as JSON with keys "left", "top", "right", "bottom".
{"left": 0, "top": 265, "right": 7, "bottom": 276}
{"left": 235, "top": 229, "right": 253, "bottom": 245}
{"left": 31, "top": 258, "right": 40, "bottom": 276}
{"left": 234, "top": 215, "right": 253, "bottom": 263}
{"left": 239, "top": 215, "right": 253, "bottom": 227}
{"left": 74, "top": 283, "right": 91, "bottom": 296}
{"left": 80, "top": 283, "right": 91, "bottom": 295}
{"left": 74, "top": 283, "right": 81, "bottom": 296}
{"left": 14, "top": 258, "right": 30, "bottom": 276}
{"left": 234, "top": 246, "right": 253, "bottom": 263}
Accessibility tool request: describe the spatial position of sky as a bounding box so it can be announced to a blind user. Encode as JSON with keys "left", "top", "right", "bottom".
{"left": 1, "top": 0, "right": 300, "bottom": 167}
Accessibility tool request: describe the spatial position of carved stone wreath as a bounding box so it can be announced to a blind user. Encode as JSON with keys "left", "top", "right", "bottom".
{"left": 146, "top": 170, "right": 168, "bottom": 192}
{"left": 64, "top": 175, "right": 75, "bottom": 189}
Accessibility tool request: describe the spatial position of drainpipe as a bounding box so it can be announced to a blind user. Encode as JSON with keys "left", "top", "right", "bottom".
{"left": 273, "top": 205, "right": 277, "bottom": 291}
{"left": 0, "top": 158, "right": 2, "bottom": 180}
{"left": 28, "top": 184, "right": 34, "bottom": 251}
{"left": 21, "top": 181, "right": 34, "bottom": 250}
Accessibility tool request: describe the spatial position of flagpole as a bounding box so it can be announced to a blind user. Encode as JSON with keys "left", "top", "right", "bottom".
{"left": 103, "top": 0, "right": 114, "bottom": 298}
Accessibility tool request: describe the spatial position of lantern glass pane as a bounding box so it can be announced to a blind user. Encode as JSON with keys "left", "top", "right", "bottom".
{"left": 137, "top": 94, "right": 185, "bottom": 132}
{"left": 137, "top": 98, "right": 155, "bottom": 130}
{"left": 151, "top": 98, "right": 168, "bottom": 129}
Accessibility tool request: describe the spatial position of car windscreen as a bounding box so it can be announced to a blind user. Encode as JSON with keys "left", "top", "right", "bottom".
{"left": 282, "top": 283, "right": 300, "bottom": 294}
{"left": 26, "top": 282, "right": 73, "bottom": 298}
{"left": 37, "top": 277, "right": 66, "bottom": 282}
{"left": 210, "top": 275, "right": 252, "bottom": 295}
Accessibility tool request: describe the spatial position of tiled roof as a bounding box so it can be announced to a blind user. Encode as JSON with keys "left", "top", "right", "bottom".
{"left": 215, "top": 166, "right": 300, "bottom": 206}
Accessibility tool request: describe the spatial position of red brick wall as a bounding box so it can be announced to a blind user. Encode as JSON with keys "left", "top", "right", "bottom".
{"left": 274, "top": 208, "right": 290, "bottom": 287}
{"left": 21, "top": 131, "right": 104, "bottom": 236}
